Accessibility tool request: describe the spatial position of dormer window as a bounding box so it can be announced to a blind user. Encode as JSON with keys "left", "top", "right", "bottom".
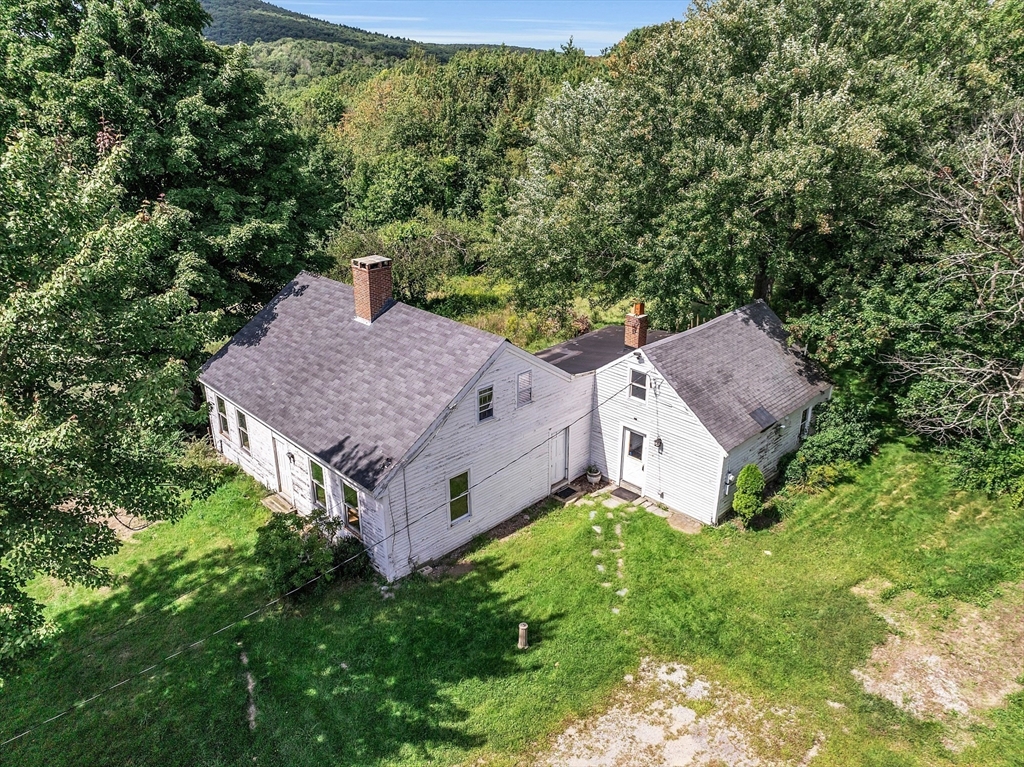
{"left": 629, "top": 369, "right": 647, "bottom": 401}
{"left": 478, "top": 386, "right": 494, "bottom": 421}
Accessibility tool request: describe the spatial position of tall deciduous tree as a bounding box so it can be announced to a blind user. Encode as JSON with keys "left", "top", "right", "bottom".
{"left": 0, "top": 133, "right": 214, "bottom": 680}
{"left": 894, "top": 106, "right": 1024, "bottom": 440}
{"left": 0, "top": 0, "right": 336, "bottom": 326}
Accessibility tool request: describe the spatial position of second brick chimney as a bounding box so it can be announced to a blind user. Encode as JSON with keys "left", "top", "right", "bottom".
{"left": 352, "top": 255, "right": 393, "bottom": 323}
{"left": 625, "top": 302, "right": 649, "bottom": 349}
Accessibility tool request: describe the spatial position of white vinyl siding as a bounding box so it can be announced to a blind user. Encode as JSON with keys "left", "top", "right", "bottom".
{"left": 384, "top": 343, "right": 592, "bottom": 579}
{"left": 593, "top": 355, "right": 725, "bottom": 525}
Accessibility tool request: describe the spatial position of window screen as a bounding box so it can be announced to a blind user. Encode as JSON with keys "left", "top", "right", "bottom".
{"left": 478, "top": 386, "right": 494, "bottom": 421}
{"left": 216, "top": 396, "right": 230, "bottom": 434}
{"left": 517, "top": 371, "right": 533, "bottom": 408}
{"left": 629, "top": 370, "right": 647, "bottom": 401}
{"left": 449, "top": 471, "right": 470, "bottom": 522}
{"left": 310, "top": 460, "right": 327, "bottom": 508}
{"left": 236, "top": 411, "right": 250, "bottom": 452}
{"left": 343, "top": 481, "right": 360, "bottom": 533}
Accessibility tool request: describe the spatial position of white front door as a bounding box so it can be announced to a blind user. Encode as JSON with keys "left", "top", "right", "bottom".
{"left": 272, "top": 436, "right": 293, "bottom": 504}
{"left": 549, "top": 428, "right": 568, "bottom": 488}
{"left": 620, "top": 428, "right": 646, "bottom": 489}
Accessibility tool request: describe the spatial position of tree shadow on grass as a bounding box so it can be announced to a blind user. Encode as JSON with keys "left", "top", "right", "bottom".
{"left": 246, "top": 552, "right": 560, "bottom": 766}
{"left": 1, "top": 543, "right": 556, "bottom": 767}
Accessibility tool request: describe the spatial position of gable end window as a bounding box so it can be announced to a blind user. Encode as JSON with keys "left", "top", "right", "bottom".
{"left": 629, "top": 369, "right": 647, "bottom": 401}
{"left": 216, "top": 396, "right": 230, "bottom": 434}
{"left": 236, "top": 411, "right": 250, "bottom": 453}
{"left": 449, "top": 471, "right": 471, "bottom": 523}
{"left": 517, "top": 371, "right": 533, "bottom": 408}
{"left": 478, "top": 386, "right": 494, "bottom": 421}
{"left": 343, "top": 481, "right": 360, "bottom": 535}
{"left": 310, "top": 460, "right": 327, "bottom": 509}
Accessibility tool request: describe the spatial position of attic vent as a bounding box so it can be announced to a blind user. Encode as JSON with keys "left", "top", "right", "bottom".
{"left": 749, "top": 406, "right": 776, "bottom": 430}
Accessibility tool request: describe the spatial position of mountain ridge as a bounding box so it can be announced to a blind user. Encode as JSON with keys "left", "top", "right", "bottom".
{"left": 200, "top": 0, "right": 537, "bottom": 60}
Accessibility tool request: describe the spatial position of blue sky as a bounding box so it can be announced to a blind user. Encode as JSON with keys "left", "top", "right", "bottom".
{"left": 272, "top": 1, "right": 689, "bottom": 54}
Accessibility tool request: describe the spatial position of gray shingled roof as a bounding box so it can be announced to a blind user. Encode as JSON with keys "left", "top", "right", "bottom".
{"left": 199, "top": 272, "right": 505, "bottom": 491}
{"left": 536, "top": 325, "right": 675, "bottom": 374}
{"left": 642, "top": 301, "right": 831, "bottom": 451}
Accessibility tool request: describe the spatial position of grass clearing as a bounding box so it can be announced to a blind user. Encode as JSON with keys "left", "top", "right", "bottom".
{"left": 2, "top": 441, "right": 1023, "bottom": 765}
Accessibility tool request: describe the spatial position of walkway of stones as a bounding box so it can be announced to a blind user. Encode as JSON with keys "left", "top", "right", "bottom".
{"left": 575, "top": 491, "right": 635, "bottom": 615}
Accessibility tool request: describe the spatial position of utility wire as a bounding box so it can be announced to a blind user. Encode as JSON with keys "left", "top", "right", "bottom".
{"left": 1, "top": 377, "right": 634, "bottom": 749}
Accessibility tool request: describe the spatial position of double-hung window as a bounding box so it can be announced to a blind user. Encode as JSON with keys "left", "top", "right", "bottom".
{"left": 629, "top": 369, "right": 648, "bottom": 401}
{"left": 216, "top": 396, "right": 230, "bottom": 434}
{"left": 310, "top": 460, "right": 327, "bottom": 509}
{"left": 516, "top": 371, "right": 533, "bottom": 408}
{"left": 449, "top": 471, "right": 470, "bottom": 523}
{"left": 343, "top": 481, "right": 360, "bottom": 534}
{"left": 236, "top": 411, "right": 250, "bottom": 453}
{"left": 799, "top": 406, "right": 813, "bottom": 438}
{"left": 478, "top": 386, "right": 494, "bottom": 421}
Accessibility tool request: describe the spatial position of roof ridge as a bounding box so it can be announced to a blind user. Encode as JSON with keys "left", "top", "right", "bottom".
{"left": 644, "top": 301, "right": 773, "bottom": 353}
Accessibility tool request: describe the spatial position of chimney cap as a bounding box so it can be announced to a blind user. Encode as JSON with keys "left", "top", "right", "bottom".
{"left": 352, "top": 255, "right": 392, "bottom": 270}
{"left": 632, "top": 301, "right": 646, "bottom": 316}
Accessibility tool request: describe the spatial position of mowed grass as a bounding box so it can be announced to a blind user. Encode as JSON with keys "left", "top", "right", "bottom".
{"left": 2, "top": 440, "right": 1024, "bottom": 766}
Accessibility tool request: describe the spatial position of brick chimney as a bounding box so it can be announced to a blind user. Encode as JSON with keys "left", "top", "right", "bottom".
{"left": 352, "top": 255, "right": 393, "bottom": 323}
{"left": 625, "top": 302, "right": 649, "bottom": 349}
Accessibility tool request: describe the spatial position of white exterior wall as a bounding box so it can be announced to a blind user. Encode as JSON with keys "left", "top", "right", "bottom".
{"left": 716, "top": 391, "right": 832, "bottom": 519}
{"left": 381, "top": 343, "right": 592, "bottom": 580}
{"left": 202, "top": 385, "right": 389, "bottom": 576}
{"left": 591, "top": 354, "right": 726, "bottom": 525}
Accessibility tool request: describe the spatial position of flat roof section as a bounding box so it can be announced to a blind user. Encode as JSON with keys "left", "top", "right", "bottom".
{"left": 535, "top": 325, "right": 675, "bottom": 374}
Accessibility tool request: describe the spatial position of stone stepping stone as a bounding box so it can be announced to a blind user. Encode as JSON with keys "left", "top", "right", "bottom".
{"left": 591, "top": 549, "right": 602, "bottom": 557}
{"left": 614, "top": 524, "right": 622, "bottom": 538}
{"left": 596, "top": 564, "right": 605, "bottom": 573}
{"left": 589, "top": 510, "right": 596, "bottom": 520}
{"left": 616, "top": 588, "right": 628, "bottom": 597}
{"left": 611, "top": 607, "right": 620, "bottom": 615}
{"left": 602, "top": 497, "right": 625, "bottom": 509}
{"left": 592, "top": 525, "right": 602, "bottom": 534}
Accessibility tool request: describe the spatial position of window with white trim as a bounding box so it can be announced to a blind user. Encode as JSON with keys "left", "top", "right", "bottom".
{"left": 478, "top": 386, "right": 494, "bottom": 421}
{"left": 309, "top": 460, "right": 327, "bottom": 508}
{"left": 343, "top": 481, "right": 360, "bottom": 534}
{"left": 236, "top": 411, "right": 250, "bottom": 453}
{"left": 449, "top": 471, "right": 470, "bottom": 522}
{"left": 216, "top": 396, "right": 230, "bottom": 434}
{"left": 629, "top": 369, "right": 647, "bottom": 401}
{"left": 516, "top": 371, "right": 533, "bottom": 408}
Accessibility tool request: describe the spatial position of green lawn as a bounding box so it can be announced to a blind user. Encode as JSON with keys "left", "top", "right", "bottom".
{"left": 2, "top": 441, "right": 1023, "bottom": 766}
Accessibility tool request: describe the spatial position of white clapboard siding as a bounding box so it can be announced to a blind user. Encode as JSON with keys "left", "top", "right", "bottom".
{"left": 591, "top": 354, "right": 726, "bottom": 525}
{"left": 716, "top": 393, "right": 831, "bottom": 520}
{"left": 202, "top": 386, "right": 389, "bottom": 577}
{"left": 382, "top": 343, "right": 593, "bottom": 580}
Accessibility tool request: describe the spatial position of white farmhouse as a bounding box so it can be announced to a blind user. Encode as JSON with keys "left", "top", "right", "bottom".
{"left": 199, "top": 257, "right": 830, "bottom": 579}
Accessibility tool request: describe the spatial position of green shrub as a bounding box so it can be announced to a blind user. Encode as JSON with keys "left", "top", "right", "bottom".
{"left": 785, "top": 396, "right": 882, "bottom": 488}
{"left": 941, "top": 433, "right": 1024, "bottom": 503}
{"left": 254, "top": 508, "right": 368, "bottom": 596}
{"left": 732, "top": 464, "right": 765, "bottom": 522}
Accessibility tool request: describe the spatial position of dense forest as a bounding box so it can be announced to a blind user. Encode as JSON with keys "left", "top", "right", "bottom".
{"left": 2, "top": 0, "right": 1023, "bottom": 679}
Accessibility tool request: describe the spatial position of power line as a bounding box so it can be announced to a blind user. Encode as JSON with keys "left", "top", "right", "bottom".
{"left": 1, "top": 377, "right": 634, "bottom": 749}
